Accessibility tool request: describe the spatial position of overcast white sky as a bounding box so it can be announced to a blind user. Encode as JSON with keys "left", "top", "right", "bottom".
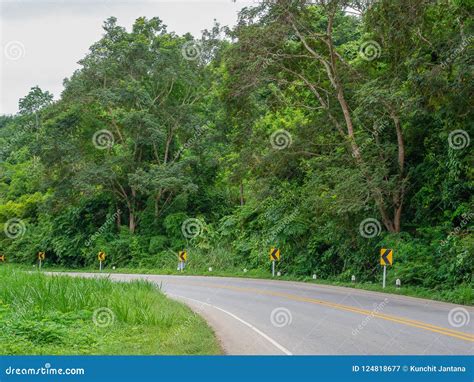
{"left": 0, "top": 0, "right": 252, "bottom": 115}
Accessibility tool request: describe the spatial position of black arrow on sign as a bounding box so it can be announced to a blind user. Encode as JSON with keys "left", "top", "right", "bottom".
{"left": 381, "top": 249, "right": 391, "bottom": 265}
{"left": 270, "top": 248, "right": 279, "bottom": 260}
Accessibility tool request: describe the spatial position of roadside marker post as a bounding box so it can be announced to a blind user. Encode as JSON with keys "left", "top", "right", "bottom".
{"left": 98, "top": 251, "right": 106, "bottom": 272}
{"left": 178, "top": 251, "right": 187, "bottom": 272}
{"left": 380, "top": 248, "right": 393, "bottom": 289}
{"left": 37, "top": 252, "right": 45, "bottom": 270}
{"left": 269, "top": 248, "right": 280, "bottom": 277}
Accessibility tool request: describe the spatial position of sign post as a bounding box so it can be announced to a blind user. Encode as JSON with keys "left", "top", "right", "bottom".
{"left": 98, "top": 251, "right": 106, "bottom": 272}
{"left": 382, "top": 264, "right": 387, "bottom": 288}
{"left": 269, "top": 248, "right": 280, "bottom": 277}
{"left": 178, "top": 251, "right": 187, "bottom": 272}
{"left": 37, "top": 252, "right": 45, "bottom": 270}
{"left": 379, "top": 248, "right": 393, "bottom": 289}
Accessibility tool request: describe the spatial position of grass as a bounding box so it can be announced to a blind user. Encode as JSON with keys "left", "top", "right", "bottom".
{"left": 0, "top": 265, "right": 221, "bottom": 355}
{"left": 28, "top": 263, "right": 473, "bottom": 306}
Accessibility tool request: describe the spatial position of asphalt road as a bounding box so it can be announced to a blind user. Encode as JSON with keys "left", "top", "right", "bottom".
{"left": 56, "top": 272, "right": 474, "bottom": 355}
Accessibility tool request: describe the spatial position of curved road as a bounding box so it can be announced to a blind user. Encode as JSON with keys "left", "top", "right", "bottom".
{"left": 58, "top": 272, "right": 474, "bottom": 355}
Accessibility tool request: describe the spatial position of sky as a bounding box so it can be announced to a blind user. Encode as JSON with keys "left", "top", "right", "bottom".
{"left": 0, "top": 0, "right": 253, "bottom": 115}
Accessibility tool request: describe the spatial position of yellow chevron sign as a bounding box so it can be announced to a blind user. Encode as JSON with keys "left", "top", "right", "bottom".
{"left": 37, "top": 252, "right": 45, "bottom": 261}
{"left": 269, "top": 248, "right": 280, "bottom": 261}
{"left": 0, "top": 254, "right": 5, "bottom": 262}
{"left": 179, "top": 251, "right": 187, "bottom": 261}
{"left": 98, "top": 251, "right": 106, "bottom": 262}
{"left": 380, "top": 248, "right": 393, "bottom": 266}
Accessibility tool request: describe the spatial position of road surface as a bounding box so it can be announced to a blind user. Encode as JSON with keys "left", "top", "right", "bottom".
{"left": 55, "top": 272, "right": 474, "bottom": 355}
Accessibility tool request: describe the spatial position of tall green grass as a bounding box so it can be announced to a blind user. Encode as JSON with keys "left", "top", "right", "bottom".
{"left": 0, "top": 266, "right": 220, "bottom": 355}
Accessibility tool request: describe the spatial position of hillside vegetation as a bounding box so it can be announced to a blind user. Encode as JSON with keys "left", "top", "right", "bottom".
{"left": 0, "top": 1, "right": 472, "bottom": 302}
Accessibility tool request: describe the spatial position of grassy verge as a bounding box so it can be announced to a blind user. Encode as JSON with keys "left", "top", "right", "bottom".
{"left": 26, "top": 264, "right": 473, "bottom": 306}
{"left": 0, "top": 265, "right": 221, "bottom": 355}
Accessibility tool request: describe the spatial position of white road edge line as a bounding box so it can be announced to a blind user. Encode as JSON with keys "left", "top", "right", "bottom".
{"left": 167, "top": 293, "right": 293, "bottom": 356}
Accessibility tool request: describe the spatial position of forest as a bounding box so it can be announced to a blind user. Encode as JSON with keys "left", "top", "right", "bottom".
{"left": 1, "top": 0, "right": 472, "bottom": 301}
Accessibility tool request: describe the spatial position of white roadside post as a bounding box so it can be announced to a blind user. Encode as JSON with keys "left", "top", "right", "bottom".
{"left": 272, "top": 260, "right": 275, "bottom": 277}
{"left": 382, "top": 265, "right": 386, "bottom": 289}
{"left": 351, "top": 275, "right": 356, "bottom": 283}
{"left": 396, "top": 278, "right": 401, "bottom": 288}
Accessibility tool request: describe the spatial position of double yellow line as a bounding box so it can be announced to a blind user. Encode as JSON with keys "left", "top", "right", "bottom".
{"left": 179, "top": 280, "right": 474, "bottom": 342}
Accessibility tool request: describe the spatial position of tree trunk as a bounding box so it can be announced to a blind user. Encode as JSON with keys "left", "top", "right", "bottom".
{"left": 129, "top": 211, "right": 136, "bottom": 234}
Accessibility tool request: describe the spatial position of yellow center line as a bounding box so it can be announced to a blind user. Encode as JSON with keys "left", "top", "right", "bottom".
{"left": 169, "top": 280, "right": 474, "bottom": 343}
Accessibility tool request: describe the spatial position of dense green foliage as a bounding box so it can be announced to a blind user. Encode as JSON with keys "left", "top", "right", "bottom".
{"left": 0, "top": 266, "right": 220, "bottom": 354}
{"left": 1, "top": 1, "right": 472, "bottom": 300}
